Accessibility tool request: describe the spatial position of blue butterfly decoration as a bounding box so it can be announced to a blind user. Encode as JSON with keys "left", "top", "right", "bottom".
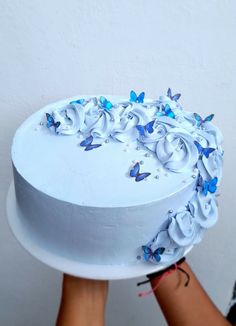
{"left": 202, "top": 177, "right": 218, "bottom": 196}
{"left": 130, "top": 162, "right": 151, "bottom": 182}
{"left": 80, "top": 135, "right": 102, "bottom": 151}
{"left": 69, "top": 99, "right": 86, "bottom": 105}
{"left": 167, "top": 88, "right": 181, "bottom": 101}
{"left": 194, "top": 141, "right": 215, "bottom": 158}
{"left": 99, "top": 96, "right": 113, "bottom": 111}
{"left": 46, "top": 113, "right": 61, "bottom": 131}
{"left": 157, "top": 104, "right": 175, "bottom": 119}
{"left": 136, "top": 120, "right": 155, "bottom": 136}
{"left": 142, "top": 245, "right": 165, "bottom": 262}
{"left": 194, "top": 113, "right": 214, "bottom": 127}
{"left": 129, "top": 90, "right": 145, "bottom": 103}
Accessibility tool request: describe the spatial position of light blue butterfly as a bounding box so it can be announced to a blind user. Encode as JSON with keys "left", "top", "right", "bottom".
{"left": 203, "top": 177, "right": 218, "bottom": 196}
{"left": 157, "top": 104, "right": 175, "bottom": 119}
{"left": 99, "top": 96, "right": 113, "bottom": 110}
{"left": 69, "top": 99, "right": 86, "bottom": 105}
{"left": 194, "top": 113, "right": 214, "bottom": 127}
{"left": 129, "top": 90, "right": 145, "bottom": 103}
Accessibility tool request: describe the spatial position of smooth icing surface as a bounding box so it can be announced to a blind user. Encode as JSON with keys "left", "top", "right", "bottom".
{"left": 11, "top": 90, "right": 224, "bottom": 268}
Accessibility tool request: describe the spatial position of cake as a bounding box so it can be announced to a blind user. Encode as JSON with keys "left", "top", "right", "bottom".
{"left": 9, "top": 89, "right": 224, "bottom": 279}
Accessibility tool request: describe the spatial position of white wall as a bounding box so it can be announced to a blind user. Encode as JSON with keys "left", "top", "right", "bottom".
{"left": 1, "top": 1, "right": 236, "bottom": 325}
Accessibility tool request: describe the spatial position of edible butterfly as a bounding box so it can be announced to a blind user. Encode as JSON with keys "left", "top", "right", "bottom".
{"left": 130, "top": 162, "right": 151, "bottom": 182}
{"left": 194, "top": 113, "right": 214, "bottom": 127}
{"left": 80, "top": 135, "right": 102, "bottom": 151}
{"left": 194, "top": 141, "right": 215, "bottom": 158}
{"left": 157, "top": 104, "right": 175, "bottom": 119}
{"left": 142, "top": 245, "right": 165, "bottom": 262}
{"left": 203, "top": 177, "right": 218, "bottom": 196}
{"left": 136, "top": 120, "right": 155, "bottom": 136}
{"left": 167, "top": 88, "right": 181, "bottom": 101}
{"left": 45, "top": 113, "right": 61, "bottom": 131}
{"left": 129, "top": 90, "right": 145, "bottom": 103}
{"left": 99, "top": 96, "right": 113, "bottom": 110}
{"left": 69, "top": 99, "right": 85, "bottom": 105}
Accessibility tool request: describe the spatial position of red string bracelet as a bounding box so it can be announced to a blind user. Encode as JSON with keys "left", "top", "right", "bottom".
{"left": 137, "top": 257, "right": 190, "bottom": 298}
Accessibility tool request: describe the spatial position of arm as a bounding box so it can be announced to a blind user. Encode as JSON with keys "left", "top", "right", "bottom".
{"left": 151, "top": 261, "right": 231, "bottom": 326}
{"left": 56, "top": 274, "right": 108, "bottom": 326}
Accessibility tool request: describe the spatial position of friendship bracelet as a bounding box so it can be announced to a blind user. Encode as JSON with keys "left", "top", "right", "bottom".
{"left": 137, "top": 257, "right": 190, "bottom": 298}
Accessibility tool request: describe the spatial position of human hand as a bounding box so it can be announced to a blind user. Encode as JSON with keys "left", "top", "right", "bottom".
{"left": 56, "top": 274, "right": 109, "bottom": 326}
{"left": 148, "top": 260, "right": 231, "bottom": 326}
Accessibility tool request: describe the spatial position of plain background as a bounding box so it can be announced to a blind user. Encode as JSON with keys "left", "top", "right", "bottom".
{"left": 0, "top": 1, "right": 236, "bottom": 325}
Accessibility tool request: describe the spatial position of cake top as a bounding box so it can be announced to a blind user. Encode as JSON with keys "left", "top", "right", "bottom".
{"left": 11, "top": 89, "right": 223, "bottom": 208}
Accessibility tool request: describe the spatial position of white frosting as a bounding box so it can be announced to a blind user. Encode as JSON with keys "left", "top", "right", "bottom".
{"left": 197, "top": 149, "right": 223, "bottom": 182}
{"left": 156, "top": 128, "right": 199, "bottom": 172}
{"left": 168, "top": 210, "right": 204, "bottom": 246}
{"left": 189, "top": 191, "right": 218, "bottom": 228}
{"left": 11, "top": 91, "right": 224, "bottom": 267}
{"left": 53, "top": 104, "right": 85, "bottom": 135}
{"left": 148, "top": 230, "right": 186, "bottom": 264}
{"left": 111, "top": 105, "right": 157, "bottom": 143}
{"left": 12, "top": 159, "right": 197, "bottom": 265}
{"left": 203, "top": 122, "right": 223, "bottom": 147}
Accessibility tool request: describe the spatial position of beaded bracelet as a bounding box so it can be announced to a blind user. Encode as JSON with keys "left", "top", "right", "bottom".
{"left": 137, "top": 257, "right": 190, "bottom": 297}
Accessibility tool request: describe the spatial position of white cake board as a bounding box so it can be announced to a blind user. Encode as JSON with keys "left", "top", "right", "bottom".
{"left": 6, "top": 181, "right": 193, "bottom": 280}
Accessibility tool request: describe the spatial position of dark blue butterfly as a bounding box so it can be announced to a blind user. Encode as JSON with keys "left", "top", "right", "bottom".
{"left": 69, "top": 99, "right": 85, "bottom": 105}
{"left": 130, "top": 162, "right": 151, "bottom": 182}
{"left": 142, "top": 245, "right": 165, "bottom": 262}
{"left": 203, "top": 177, "right": 218, "bottom": 196}
{"left": 167, "top": 88, "right": 181, "bottom": 101}
{"left": 80, "top": 135, "right": 102, "bottom": 151}
{"left": 46, "top": 113, "right": 61, "bottom": 131}
{"left": 194, "top": 113, "right": 214, "bottom": 127}
{"left": 129, "top": 90, "right": 145, "bottom": 103}
{"left": 99, "top": 96, "right": 113, "bottom": 110}
{"left": 136, "top": 120, "right": 155, "bottom": 136}
{"left": 194, "top": 141, "right": 215, "bottom": 158}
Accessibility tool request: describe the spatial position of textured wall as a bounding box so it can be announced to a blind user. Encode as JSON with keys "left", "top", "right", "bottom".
{"left": 0, "top": 1, "right": 236, "bottom": 325}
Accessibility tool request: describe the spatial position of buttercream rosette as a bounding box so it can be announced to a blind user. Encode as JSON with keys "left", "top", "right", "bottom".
{"left": 168, "top": 210, "right": 204, "bottom": 246}
{"left": 52, "top": 103, "right": 85, "bottom": 135}
{"left": 111, "top": 105, "right": 157, "bottom": 143}
{"left": 155, "top": 129, "right": 199, "bottom": 172}
{"left": 188, "top": 191, "right": 218, "bottom": 228}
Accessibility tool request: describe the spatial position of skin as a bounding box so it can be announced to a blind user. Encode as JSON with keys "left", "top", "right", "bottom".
{"left": 56, "top": 274, "right": 108, "bottom": 326}
{"left": 56, "top": 262, "right": 232, "bottom": 326}
{"left": 150, "top": 261, "right": 231, "bottom": 326}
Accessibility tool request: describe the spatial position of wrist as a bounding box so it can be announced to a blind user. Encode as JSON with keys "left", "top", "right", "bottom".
{"left": 137, "top": 257, "right": 190, "bottom": 297}
{"left": 62, "top": 274, "right": 108, "bottom": 303}
{"left": 150, "top": 261, "right": 189, "bottom": 291}
{"left": 150, "top": 258, "right": 188, "bottom": 283}
{"left": 56, "top": 275, "right": 108, "bottom": 326}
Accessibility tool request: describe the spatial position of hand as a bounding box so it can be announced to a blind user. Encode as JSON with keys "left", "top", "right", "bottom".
{"left": 56, "top": 274, "right": 108, "bottom": 326}
{"left": 150, "top": 261, "right": 231, "bottom": 326}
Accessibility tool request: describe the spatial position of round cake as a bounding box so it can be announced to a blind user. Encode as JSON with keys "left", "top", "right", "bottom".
{"left": 8, "top": 89, "right": 224, "bottom": 279}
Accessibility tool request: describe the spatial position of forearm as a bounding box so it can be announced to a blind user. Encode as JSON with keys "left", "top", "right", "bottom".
{"left": 56, "top": 274, "right": 108, "bottom": 326}
{"left": 151, "top": 261, "right": 230, "bottom": 326}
